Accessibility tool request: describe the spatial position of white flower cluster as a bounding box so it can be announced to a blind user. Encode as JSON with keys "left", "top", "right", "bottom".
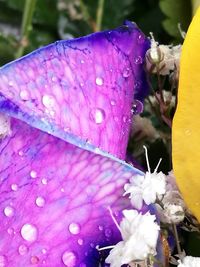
{"left": 104, "top": 147, "right": 187, "bottom": 267}
{"left": 124, "top": 171, "right": 166, "bottom": 210}
{"left": 146, "top": 33, "right": 182, "bottom": 76}
{"left": 105, "top": 210, "right": 160, "bottom": 267}
{"left": 178, "top": 256, "right": 200, "bottom": 267}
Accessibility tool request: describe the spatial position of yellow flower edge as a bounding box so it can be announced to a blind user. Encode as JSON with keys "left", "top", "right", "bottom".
{"left": 172, "top": 7, "right": 200, "bottom": 221}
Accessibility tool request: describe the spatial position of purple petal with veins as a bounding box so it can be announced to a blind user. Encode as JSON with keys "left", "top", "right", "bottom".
{"left": 0, "top": 22, "right": 150, "bottom": 266}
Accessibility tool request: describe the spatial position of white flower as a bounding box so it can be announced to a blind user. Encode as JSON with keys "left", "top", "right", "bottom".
{"left": 146, "top": 40, "right": 182, "bottom": 76}
{"left": 155, "top": 171, "right": 185, "bottom": 224}
{"left": 105, "top": 210, "right": 160, "bottom": 267}
{"left": 124, "top": 171, "right": 166, "bottom": 209}
{"left": 156, "top": 201, "right": 185, "bottom": 224}
{"left": 178, "top": 256, "right": 200, "bottom": 267}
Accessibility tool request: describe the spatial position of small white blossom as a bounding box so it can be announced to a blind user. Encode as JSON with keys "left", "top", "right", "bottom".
{"left": 105, "top": 210, "right": 160, "bottom": 267}
{"left": 124, "top": 171, "right": 166, "bottom": 209}
{"left": 146, "top": 36, "right": 182, "bottom": 76}
{"left": 156, "top": 171, "right": 186, "bottom": 224}
{"left": 157, "top": 201, "right": 185, "bottom": 224}
{"left": 178, "top": 256, "right": 200, "bottom": 267}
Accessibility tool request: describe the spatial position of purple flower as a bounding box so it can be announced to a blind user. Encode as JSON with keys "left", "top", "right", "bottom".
{"left": 0, "top": 22, "right": 150, "bottom": 266}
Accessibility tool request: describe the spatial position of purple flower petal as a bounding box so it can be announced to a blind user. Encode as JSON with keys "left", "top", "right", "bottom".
{"left": 0, "top": 22, "right": 150, "bottom": 266}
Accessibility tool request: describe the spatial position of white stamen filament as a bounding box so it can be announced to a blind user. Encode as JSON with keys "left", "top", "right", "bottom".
{"left": 154, "top": 158, "right": 162, "bottom": 173}
{"left": 143, "top": 146, "right": 151, "bottom": 173}
{"left": 108, "top": 206, "right": 121, "bottom": 233}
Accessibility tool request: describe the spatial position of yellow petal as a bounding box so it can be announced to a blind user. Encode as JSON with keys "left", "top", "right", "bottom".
{"left": 172, "top": 6, "right": 200, "bottom": 221}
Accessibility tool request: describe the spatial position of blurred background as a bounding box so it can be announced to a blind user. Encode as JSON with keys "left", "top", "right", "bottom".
{"left": 0, "top": 0, "right": 197, "bottom": 66}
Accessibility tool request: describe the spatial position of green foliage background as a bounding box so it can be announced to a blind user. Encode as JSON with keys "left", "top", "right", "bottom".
{"left": 0, "top": 0, "right": 196, "bottom": 66}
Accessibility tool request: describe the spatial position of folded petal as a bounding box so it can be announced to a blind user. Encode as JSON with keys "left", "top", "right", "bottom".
{"left": 0, "top": 22, "right": 150, "bottom": 266}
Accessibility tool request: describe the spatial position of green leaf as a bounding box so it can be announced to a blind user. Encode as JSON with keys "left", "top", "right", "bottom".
{"left": 159, "top": 0, "right": 192, "bottom": 39}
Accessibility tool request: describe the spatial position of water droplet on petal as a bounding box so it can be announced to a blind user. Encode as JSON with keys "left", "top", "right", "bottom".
{"left": 18, "top": 150, "right": 24, "bottom": 156}
{"left": 110, "top": 100, "right": 116, "bottom": 106}
{"left": 11, "top": 183, "right": 18, "bottom": 191}
{"left": 35, "top": 197, "right": 45, "bottom": 207}
{"left": 62, "top": 251, "right": 77, "bottom": 267}
{"left": 134, "top": 56, "right": 143, "bottom": 64}
{"left": 77, "top": 239, "right": 84, "bottom": 246}
{"left": 7, "top": 227, "right": 14, "bottom": 235}
{"left": 123, "top": 115, "right": 129, "bottom": 123}
{"left": 80, "top": 60, "right": 85, "bottom": 64}
{"left": 0, "top": 255, "right": 7, "bottom": 267}
{"left": 42, "top": 249, "right": 47, "bottom": 254}
{"left": 30, "top": 170, "right": 37, "bottom": 179}
{"left": 41, "top": 178, "right": 48, "bottom": 185}
{"left": 131, "top": 100, "right": 144, "bottom": 115}
{"left": 69, "top": 223, "right": 81, "bottom": 235}
{"left": 90, "top": 108, "right": 105, "bottom": 124}
{"left": 114, "top": 116, "right": 119, "bottom": 122}
{"left": 4, "top": 206, "right": 14, "bottom": 217}
{"left": 95, "top": 77, "right": 104, "bottom": 86}
{"left": 104, "top": 228, "right": 112, "bottom": 238}
{"left": 18, "top": 244, "right": 28, "bottom": 255}
{"left": 20, "top": 90, "right": 29, "bottom": 101}
{"left": 137, "top": 34, "right": 145, "bottom": 44}
{"left": 31, "top": 256, "right": 39, "bottom": 265}
{"left": 98, "top": 225, "right": 104, "bottom": 231}
{"left": 122, "top": 67, "right": 131, "bottom": 78}
{"left": 21, "top": 223, "right": 38, "bottom": 242}
{"left": 42, "top": 95, "right": 56, "bottom": 110}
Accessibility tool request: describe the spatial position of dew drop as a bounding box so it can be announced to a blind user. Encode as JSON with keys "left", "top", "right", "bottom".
{"left": 20, "top": 90, "right": 29, "bottom": 101}
{"left": 8, "top": 81, "right": 13, "bottom": 87}
{"left": 11, "top": 183, "right": 18, "bottom": 191}
{"left": 95, "top": 77, "right": 104, "bottom": 86}
{"left": 41, "top": 178, "right": 48, "bottom": 185}
{"left": 90, "top": 243, "right": 95, "bottom": 248}
{"left": 18, "top": 244, "right": 28, "bottom": 255}
{"left": 30, "top": 170, "right": 37, "bottom": 179}
{"left": 90, "top": 108, "right": 105, "bottom": 124}
{"left": 110, "top": 100, "right": 116, "bottom": 106}
{"left": 77, "top": 239, "right": 84, "bottom": 246}
{"left": 134, "top": 56, "right": 143, "bottom": 65}
{"left": 69, "top": 223, "right": 81, "bottom": 235}
{"left": 62, "top": 251, "right": 77, "bottom": 267}
{"left": 122, "top": 115, "right": 129, "bottom": 123}
{"left": 114, "top": 116, "right": 119, "bottom": 122}
{"left": 137, "top": 34, "right": 145, "bottom": 44}
{"left": 7, "top": 227, "right": 14, "bottom": 235}
{"left": 104, "top": 228, "right": 112, "bottom": 238}
{"left": 4, "top": 206, "right": 14, "bottom": 217}
{"left": 31, "top": 256, "right": 39, "bottom": 264}
{"left": 122, "top": 67, "right": 131, "bottom": 78}
{"left": 80, "top": 60, "right": 85, "bottom": 64}
{"left": 98, "top": 225, "right": 104, "bottom": 231}
{"left": 21, "top": 223, "right": 38, "bottom": 242}
{"left": 131, "top": 100, "right": 144, "bottom": 115}
{"left": 0, "top": 255, "right": 7, "bottom": 267}
{"left": 42, "top": 249, "right": 47, "bottom": 254}
{"left": 35, "top": 197, "right": 45, "bottom": 207}
{"left": 18, "top": 150, "right": 24, "bottom": 156}
{"left": 42, "top": 95, "right": 56, "bottom": 110}
{"left": 80, "top": 82, "right": 84, "bottom": 87}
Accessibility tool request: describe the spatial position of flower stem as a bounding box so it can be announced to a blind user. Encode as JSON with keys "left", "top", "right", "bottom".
{"left": 15, "top": 0, "right": 37, "bottom": 59}
{"left": 172, "top": 223, "right": 184, "bottom": 261}
{"left": 96, "top": 0, "right": 105, "bottom": 31}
